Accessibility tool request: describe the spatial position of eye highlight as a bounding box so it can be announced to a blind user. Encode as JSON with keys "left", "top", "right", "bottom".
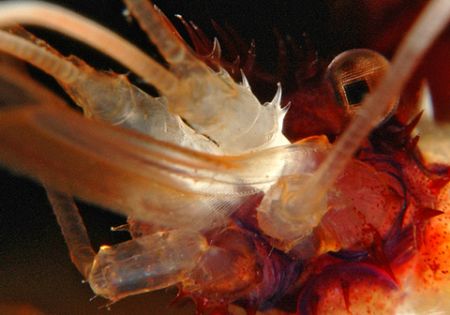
{"left": 327, "top": 49, "right": 398, "bottom": 122}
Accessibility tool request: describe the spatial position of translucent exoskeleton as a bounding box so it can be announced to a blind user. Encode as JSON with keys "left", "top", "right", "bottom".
{"left": 0, "top": 0, "right": 448, "bottom": 314}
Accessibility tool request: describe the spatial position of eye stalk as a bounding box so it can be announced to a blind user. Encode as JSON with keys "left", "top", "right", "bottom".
{"left": 326, "top": 49, "right": 398, "bottom": 123}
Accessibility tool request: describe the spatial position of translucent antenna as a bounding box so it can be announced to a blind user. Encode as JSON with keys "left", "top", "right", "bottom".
{"left": 291, "top": 0, "right": 450, "bottom": 216}
{"left": 0, "top": 30, "right": 80, "bottom": 83}
{"left": 122, "top": 0, "right": 291, "bottom": 154}
{"left": 0, "top": 30, "right": 183, "bottom": 139}
{"left": 123, "top": 0, "right": 201, "bottom": 68}
{"left": 259, "top": 0, "right": 450, "bottom": 242}
{"left": 0, "top": 1, "right": 178, "bottom": 95}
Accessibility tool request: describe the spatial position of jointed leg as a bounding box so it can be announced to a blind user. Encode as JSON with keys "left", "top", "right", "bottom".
{"left": 46, "top": 188, "right": 95, "bottom": 279}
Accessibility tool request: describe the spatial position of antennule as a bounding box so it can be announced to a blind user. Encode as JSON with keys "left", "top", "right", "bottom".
{"left": 0, "top": 1, "right": 179, "bottom": 95}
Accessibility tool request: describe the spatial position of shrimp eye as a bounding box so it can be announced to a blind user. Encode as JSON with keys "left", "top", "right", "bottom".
{"left": 326, "top": 49, "right": 397, "bottom": 122}
{"left": 343, "top": 79, "right": 370, "bottom": 106}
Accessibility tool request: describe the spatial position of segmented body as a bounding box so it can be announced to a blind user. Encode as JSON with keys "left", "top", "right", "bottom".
{"left": 0, "top": 1, "right": 448, "bottom": 315}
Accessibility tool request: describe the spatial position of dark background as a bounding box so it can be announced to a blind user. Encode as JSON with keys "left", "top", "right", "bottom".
{"left": 0, "top": 0, "right": 443, "bottom": 314}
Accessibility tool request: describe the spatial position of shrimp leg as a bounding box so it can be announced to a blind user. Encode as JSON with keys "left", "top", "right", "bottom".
{"left": 0, "top": 1, "right": 289, "bottom": 154}
{"left": 47, "top": 185, "right": 212, "bottom": 301}
{"left": 0, "top": 21, "right": 322, "bottom": 232}
{"left": 45, "top": 189, "right": 95, "bottom": 279}
{"left": 46, "top": 179, "right": 257, "bottom": 302}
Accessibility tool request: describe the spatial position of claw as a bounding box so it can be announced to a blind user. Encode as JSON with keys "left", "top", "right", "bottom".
{"left": 89, "top": 230, "right": 208, "bottom": 300}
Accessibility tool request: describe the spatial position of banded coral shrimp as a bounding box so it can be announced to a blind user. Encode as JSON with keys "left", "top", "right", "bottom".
{"left": 0, "top": 0, "right": 448, "bottom": 315}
